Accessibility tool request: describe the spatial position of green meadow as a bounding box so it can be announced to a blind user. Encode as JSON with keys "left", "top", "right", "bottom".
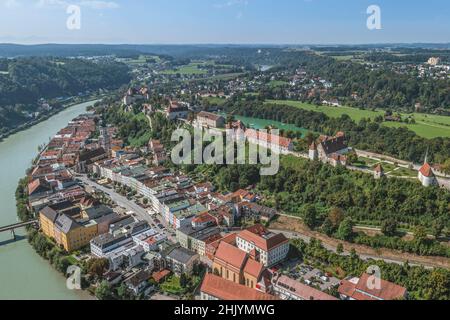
{"left": 268, "top": 80, "right": 289, "bottom": 87}
{"left": 267, "top": 100, "right": 450, "bottom": 139}
{"left": 161, "top": 62, "right": 207, "bottom": 75}
{"left": 204, "top": 96, "right": 228, "bottom": 106}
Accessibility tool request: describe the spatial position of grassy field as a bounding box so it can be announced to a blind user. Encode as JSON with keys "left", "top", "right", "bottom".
{"left": 267, "top": 100, "right": 450, "bottom": 139}
{"left": 161, "top": 62, "right": 208, "bottom": 75}
{"left": 163, "top": 60, "right": 243, "bottom": 79}
{"left": 268, "top": 80, "right": 289, "bottom": 87}
{"left": 203, "top": 96, "right": 228, "bottom": 106}
{"left": 389, "top": 167, "right": 418, "bottom": 178}
{"left": 126, "top": 55, "right": 161, "bottom": 65}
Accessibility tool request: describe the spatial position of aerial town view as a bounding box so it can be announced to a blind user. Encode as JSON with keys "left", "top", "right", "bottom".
{"left": 0, "top": 0, "right": 449, "bottom": 312}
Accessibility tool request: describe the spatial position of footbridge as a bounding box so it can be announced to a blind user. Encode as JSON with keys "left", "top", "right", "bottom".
{"left": 0, "top": 220, "right": 39, "bottom": 240}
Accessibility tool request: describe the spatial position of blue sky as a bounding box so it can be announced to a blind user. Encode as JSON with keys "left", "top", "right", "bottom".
{"left": 0, "top": 0, "right": 449, "bottom": 44}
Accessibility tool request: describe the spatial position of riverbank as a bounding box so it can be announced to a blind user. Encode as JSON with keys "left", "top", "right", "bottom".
{"left": 0, "top": 100, "right": 98, "bottom": 299}
{"left": 15, "top": 178, "right": 96, "bottom": 300}
{"left": 0, "top": 95, "right": 105, "bottom": 143}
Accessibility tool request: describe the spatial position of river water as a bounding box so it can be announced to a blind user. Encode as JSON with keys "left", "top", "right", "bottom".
{"left": 0, "top": 100, "right": 98, "bottom": 300}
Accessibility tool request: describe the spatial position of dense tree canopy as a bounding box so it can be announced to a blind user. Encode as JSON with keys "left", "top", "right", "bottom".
{"left": 0, "top": 57, "right": 131, "bottom": 130}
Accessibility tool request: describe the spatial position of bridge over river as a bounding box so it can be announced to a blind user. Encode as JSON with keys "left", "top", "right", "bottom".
{"left": 0, "top": 220, "right": 39, "bottom": 240}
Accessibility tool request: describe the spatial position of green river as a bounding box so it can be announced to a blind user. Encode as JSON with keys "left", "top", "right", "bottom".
{"left": 0, "top": 100, "right": 97, "bottom": 300}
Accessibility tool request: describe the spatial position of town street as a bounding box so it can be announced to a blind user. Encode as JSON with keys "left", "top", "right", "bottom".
{"left": 75, "top": 174, "right": 176, "bottom": 242}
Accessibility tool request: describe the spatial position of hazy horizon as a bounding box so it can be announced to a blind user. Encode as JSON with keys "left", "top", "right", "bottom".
{"left": 1, "top": 42, "right": 450, "bottom": 47}
{"left": 1, "top": 0, "right": 449, "bottom": 45}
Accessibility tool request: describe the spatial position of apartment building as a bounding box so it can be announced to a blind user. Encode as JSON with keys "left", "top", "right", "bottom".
{"left": 236, "top": 225, "right": 289, "bottom": 267}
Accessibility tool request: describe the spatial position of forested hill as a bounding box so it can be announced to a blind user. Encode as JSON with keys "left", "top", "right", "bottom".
{"left": 0, "top": 57, "right": 130, "bottom": 134}
{"left": 0, "top": 57, "right": 130, "bottom": 106}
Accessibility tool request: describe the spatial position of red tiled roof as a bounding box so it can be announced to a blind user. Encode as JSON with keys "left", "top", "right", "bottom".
{"left": 204, "top": 233, "right": 223, "bottom": 245}
{"left": 419, "top": 162, "right": 435, "bottom": 178}
{"left": 201, "top": 273, "right": 278, "bottom": 300}
{"left": 28, "top": 179, "right": 42, "bottom": 195}
{"left": 330, "top": 153, "right": 347, "bottom": 162}
{"left": 338, "top": 279, "right": 357, "bottom": 297}
{"left": 197, "top": 111, "right": 224, "bottom": 122}
{"left": 206, "top": 233, "right": 237, "bottom": 260}
{"left": 245, "top": 129, "right": 293, "bottom": 149}
{"left": 339, "top": 274, "right": 407, "bottom": 300}
{"left": 356, "top": 273, "right": 407, "bottom": 300}
{"left": 237, "top": 225, "right": 289, "bottom": 252}
{"left": 209, "top": 233, "right": 237, "bottom": 249}
{"left": 243, "top": 258, "right": 265, "bottom": 279}
{"left": 192, "top": 213, "right": 217, "bottom": 225}
{"left": 374, "top": 164, "right": 384, "bottom": 173}
{"left": 214, "top": 242, "right": 247, "bottom": 270}
{"left": 152, "top": 269, "right": 171, "bottom": 283}
{"left": 319, "top": 133, "right": 348, "bottom": 155}
{"left": 275, "top": 275, "right": 338, "bottom": 300}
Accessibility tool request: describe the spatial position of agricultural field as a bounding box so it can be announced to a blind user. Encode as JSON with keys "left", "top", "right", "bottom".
{"left": 267, "top": 99, "right": 384, "bottom": 121}
{"left": 268, "top": 100, "right": 450, "bottom": 139}
{"left": 126, "top": 55, "right": 159, "bottom": 65}
{"left": 268, "top": 80, "right": 289, "bottom": 87}
{"left": 164, "top": 60, "right": 241, "bottom": 78}
{"left": 161, "top": 63, "right": 208, "bottom": 75}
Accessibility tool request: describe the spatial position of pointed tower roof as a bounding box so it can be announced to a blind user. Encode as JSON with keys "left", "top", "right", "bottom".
{"left": 419, "top": 163, "right": 435, "bottom": 178}
{"left": 374, "top": 164, "right": 384, "bottom": 173}
{"left": 309, "top": 141, "right": 317, "bottom": 150}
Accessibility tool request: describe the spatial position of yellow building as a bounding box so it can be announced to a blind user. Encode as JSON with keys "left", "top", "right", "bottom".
{"left": 39, "top": 206, "right": 100, "bottom": 252}
{"left": 53, "top": 216, "right": 98, "bottom": 252}
{"left": 39, "top": 207, "right": 59, "bottom": 239}
{"left": 39, "top": 203, "right": 119, "bottom": 252}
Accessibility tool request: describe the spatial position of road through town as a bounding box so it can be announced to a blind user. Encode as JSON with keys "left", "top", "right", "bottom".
{"left": 76, "top": 174, "right": 176, "bottom": 242}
